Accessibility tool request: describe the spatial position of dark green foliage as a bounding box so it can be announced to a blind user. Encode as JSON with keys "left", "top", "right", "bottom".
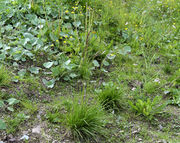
{"left": 97, "top": 82, "right": 126, "bottom": 111}
{"left": 65, "top": 98, "right": 106, "bottom": 140}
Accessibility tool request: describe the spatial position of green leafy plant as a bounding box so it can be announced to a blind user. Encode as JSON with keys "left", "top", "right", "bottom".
{"left": 6, "top": 113, "right": 30, "bottom": 133}
{"left": 128, "top": 96, "right": 167, "bottom": 120}
{"left": 171, "top": 95, "right": 180, "bottom": 107}
{"left": 168, "top": 88, "right": 180, "bottom": 107}
{"left": 97, "top": 82, "right": 125, "bottom": 112}
{"left": 0, "top": 98, "right": 20, "bottom": 112}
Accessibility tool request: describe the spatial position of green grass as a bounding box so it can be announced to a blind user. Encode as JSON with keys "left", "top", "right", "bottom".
{"left": 64, "top": 97, "right": 106, "bottom": 141}
{"left": 0, "top": 0, "right": 179, "bottom": 142}
{"left": 5, "top": 113, "right": 29, "bottom": 134}
{"left": 0, "top": 66, "right": 11, "bottom": 87}
{"left": 97, "top": 82, "right": 126, "bottom": 112}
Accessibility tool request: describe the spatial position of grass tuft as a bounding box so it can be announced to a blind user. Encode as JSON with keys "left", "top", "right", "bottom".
{"left": 65, "top": 98, "right": 106, "bottom": 141}
{"left": 97, "top": 82, "right": 125, "bottom": 112}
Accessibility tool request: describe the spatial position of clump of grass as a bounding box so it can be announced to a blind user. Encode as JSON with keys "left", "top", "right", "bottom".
{"left": 97, "top": 82, "right": 125, "bottom": 112}
{"left": 78, "top": 59, "right": 92, "bottom": 80}
{"left": 144, "top": 81, "right": 159, "bottom": 94}
{"left": 163, "top": 65, "right": 172, "bottom": 74}
{"left": 65, "top": 98, "right": 106, "bottom": 141}
{"left": 0, "top": 65, "right": 11, "bottom": 87}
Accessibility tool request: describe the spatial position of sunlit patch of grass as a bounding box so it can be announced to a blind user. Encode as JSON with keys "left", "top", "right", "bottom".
{"left": 0, "top": 65, "right": 11, "bottom": 87}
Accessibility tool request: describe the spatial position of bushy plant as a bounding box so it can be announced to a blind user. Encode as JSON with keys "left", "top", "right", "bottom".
{"left": 0, "top": 98, "right": 20, "bottom": 112}
{"left": 128, "top": 96, "right": 167, "bottom": 120}
{"left": 65, "top": 98, "right": 106, "bottom": 141}
{"left": 97, "top": 82, "right": 125, "bottom": 112}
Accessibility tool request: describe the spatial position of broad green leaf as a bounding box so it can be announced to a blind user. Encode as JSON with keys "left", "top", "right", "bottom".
{"left": 118, "top": 46, "right": 131, "bottom": 55}
{"left": 64, "top": 59, "right": 71, "bottom": 65}
{"left": 50, "top": 33, "right": 58, "bottom": 41}
{"left": 42, "top": 78, "right": 55, "bottom": 88}
{"left": 73, "top": 21, "right": 81, "bottom": 27}
{"left": 43, "top": 62, "right": 53, "bottom": 69}
{"left": 18, "top": 69, "right": 26, "bottom": 77}
{"left": 51, "top": 66, "right": 60, "bottom": 77}
{"left": 0, "top": 53, "right": 6, "bottom": 60}
{"left": 0, "top": 119, "right": 6, "bottom": 130}
{"left": 23, "top": 33, "right": 34, "bottom": 40}
{"left": 7, "top": 98, "right": 19, "bottom": 105}
{"left": 0, "top": 100, "right": 4, "bottom": 107}
{"left": 107, "top": 54, "right": 116, "bottom": 60}
{"left": 69, "top": 73, "right": 78, "bottom": 78}
{"left": 93, "top": 60, "right": 100, "bottom": 67}
{"left": 60, "top": 32, "right": 68, "bottom": 37}
{"left": 103, "top": 60, "right": 109, "bottom": 66}
{"left": 29, "top": 67, "right": 40, "bottom": 74}
{"left": 7, "top": 107, "right": 14, "bottom": 112}
{"left": 17, "top": 113, "right": 30, "bottom": 119}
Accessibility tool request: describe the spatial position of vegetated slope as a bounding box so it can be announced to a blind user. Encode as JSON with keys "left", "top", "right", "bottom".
{"left": 0, "top": 0, "right": 179, "bottom": 143}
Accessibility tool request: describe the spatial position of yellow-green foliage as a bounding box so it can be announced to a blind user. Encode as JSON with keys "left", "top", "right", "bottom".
{"left": 0, "top": 66, "right": 11, "bottom": 87}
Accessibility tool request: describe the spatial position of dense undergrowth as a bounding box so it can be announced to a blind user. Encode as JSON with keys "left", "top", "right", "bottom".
{"left": 0, "top": 0, "right": 180, "bottom": 142}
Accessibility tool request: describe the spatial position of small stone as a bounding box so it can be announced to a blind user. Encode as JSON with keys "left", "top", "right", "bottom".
{"left": 132, "top": 87, "right": 136, "bottom": 91}
{"left": 1, "top": 89, "right": 6, "bottom": 92}
{"left": 37, "top": 114, "right": 41, "bottom": 119}
{"left": 8, "top": 134, "right": 13, "bottom": 139}
{"left": 20, "top": 135, "right": 29, "bottom": 140}
{"left": 22, "top": 131, "right": 28, "bottom": 134}
{"left": 164, "top": 91, "right": 170, "bottom": 95}
{"left": 9, "top": 138, "right": 16, "bottom": 142}
{"left": 32, "top": 125, "right": 42, "bottom": 134}
{"left": 154, "top": 78, "right": 160, "bottom": 83}
{"left": 159, "top": 125, "right": 163, "bottom": 131}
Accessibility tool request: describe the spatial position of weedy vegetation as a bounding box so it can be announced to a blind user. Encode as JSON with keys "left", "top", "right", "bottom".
{"left": 0, "top": 0, "right": 179, "bottom": 142}
{"left": 128, "top": 96, "right": 168, "bottom": 120}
